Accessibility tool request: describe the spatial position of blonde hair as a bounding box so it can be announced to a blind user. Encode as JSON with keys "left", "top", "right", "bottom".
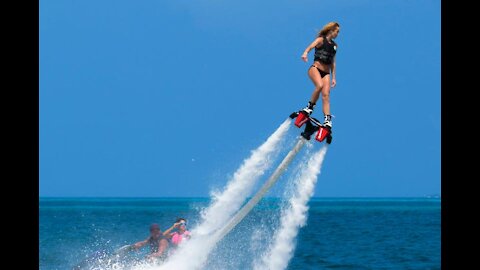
{"left": 318, "top": 22, "right": 340, "bottom": 37}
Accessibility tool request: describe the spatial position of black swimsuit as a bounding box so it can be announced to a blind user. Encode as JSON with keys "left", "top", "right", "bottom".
{"left": 310, "top": 65, "right": 330, "bottom": 78}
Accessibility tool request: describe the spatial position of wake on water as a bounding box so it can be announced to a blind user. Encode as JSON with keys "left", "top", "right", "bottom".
{"left": 80, "top": 118, "right": 330, "bottom": 270}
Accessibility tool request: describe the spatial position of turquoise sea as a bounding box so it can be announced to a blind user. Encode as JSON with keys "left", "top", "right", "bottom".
{"left": 39, "top": 197, "right": 440, "bottom": 270}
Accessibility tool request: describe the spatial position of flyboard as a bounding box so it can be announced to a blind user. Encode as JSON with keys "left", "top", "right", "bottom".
{"left": 289, "top": 110, "right": 332, "bottom": 144}
{"left": 211, "top": 110, "right": 332, "bottom": 243}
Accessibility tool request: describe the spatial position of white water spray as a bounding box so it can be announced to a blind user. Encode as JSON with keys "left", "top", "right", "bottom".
{"left": 212, "top": 138, "right": 306, "bottom": 243}
{"left": 254, "top": 145, "right": 328, "bottom": 270}
{"left": 148, "top": 119, "right": 292, "bottom": 270}
{"left": 194, "top": 119, "right": 291, "bottom": 236}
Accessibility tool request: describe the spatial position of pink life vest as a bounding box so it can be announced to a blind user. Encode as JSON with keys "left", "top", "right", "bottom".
{"left": 171, "top": 231, "right": 190, "bottom": 245}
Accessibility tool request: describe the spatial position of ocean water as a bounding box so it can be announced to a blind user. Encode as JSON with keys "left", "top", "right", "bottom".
{"left": 39, "top": 197, "right": 440, "bottom": 270}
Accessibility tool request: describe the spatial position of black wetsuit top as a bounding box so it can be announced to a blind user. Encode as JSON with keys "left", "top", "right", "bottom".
{"left": 148, "top": 236, "right": 163, "bottom": 253}
{"left": 314, "top": 36, "right": 337, "bottom": 65}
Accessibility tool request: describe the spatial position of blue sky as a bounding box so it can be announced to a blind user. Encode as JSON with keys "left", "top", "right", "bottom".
{"left": 40, "top": 0, "right": 440, "bottom": 197}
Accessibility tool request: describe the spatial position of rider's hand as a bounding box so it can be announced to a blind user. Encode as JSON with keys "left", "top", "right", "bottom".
{"left": 301, "top": 53, "right": 308, "bottom": 62}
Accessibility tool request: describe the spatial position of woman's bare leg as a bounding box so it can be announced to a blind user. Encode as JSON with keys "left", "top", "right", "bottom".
{"left": 320, "top": 75, "right": 331, "bottom": 116}
{"left": 320, "top": 75, "right": 332, "bottom": 127}
{"left": 308, "top": 66, "right": 323, "bottom": 105}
